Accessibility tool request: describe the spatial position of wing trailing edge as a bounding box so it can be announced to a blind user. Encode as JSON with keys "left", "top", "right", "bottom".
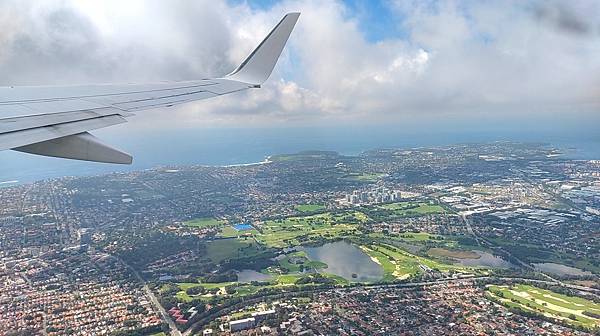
{"left": 14, "top": 132, "right": 132, "bottom": 164}
{"left": 0, "top": 13, "right": 300, "bottom": 164}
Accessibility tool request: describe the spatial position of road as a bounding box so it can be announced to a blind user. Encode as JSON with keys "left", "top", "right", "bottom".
{"left": 183, "top": 275, "right": 599, "bottom": 334}
{"left": 461, "top": 215, "right": 564, "bottom": 284}
{"left": 115, "top": 257, "right": 182, "bottom": 336}
{"left": 142, "top": 283, "right": 182, "bottom": 336}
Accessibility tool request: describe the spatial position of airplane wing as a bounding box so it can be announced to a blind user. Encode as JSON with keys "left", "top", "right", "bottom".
{"left": 0, "top": 12, "right": 300, "bottom": 164}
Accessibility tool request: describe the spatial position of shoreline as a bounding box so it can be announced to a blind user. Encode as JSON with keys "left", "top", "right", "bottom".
{"left": 219, "top": 156, "right": 273, "bottom": 168}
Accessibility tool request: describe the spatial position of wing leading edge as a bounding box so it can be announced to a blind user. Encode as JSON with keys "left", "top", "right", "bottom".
{"left": 0, "top": 12, "right": 300, "bottom": 164}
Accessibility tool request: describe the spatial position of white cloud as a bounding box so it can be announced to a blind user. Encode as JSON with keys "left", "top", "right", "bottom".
{"left": 0, "top": 0, "right": 599, "bottom": 130}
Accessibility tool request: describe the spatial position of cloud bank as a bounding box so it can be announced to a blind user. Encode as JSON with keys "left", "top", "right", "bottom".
{"left": 0, "top": 0, "right": 599, "bottom": 129}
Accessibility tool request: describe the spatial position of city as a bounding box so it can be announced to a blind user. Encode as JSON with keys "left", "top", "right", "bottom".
{"left": 0, "top": 142, "right": 598, "bottom": 335}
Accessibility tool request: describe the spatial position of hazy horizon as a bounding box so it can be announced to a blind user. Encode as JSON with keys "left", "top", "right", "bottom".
{"left": 1, "top": 124, "right": 599, "bottom": 184}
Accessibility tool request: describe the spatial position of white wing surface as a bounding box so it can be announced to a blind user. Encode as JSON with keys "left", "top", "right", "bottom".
{"left": 0, "top": 12, "right": 300, "bottom": 164}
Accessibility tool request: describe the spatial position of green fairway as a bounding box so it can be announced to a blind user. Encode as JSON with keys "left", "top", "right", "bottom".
{"left": 362, "top": 244, "right": 422, "bottom": 279}
{"left": 361, "top": 243, "right": 475, "bottom": 280}
{"left": 487, "top": 284, "right": 600, "bottom": 329}
{"left": 359, "top": 246, "right": 399, "bottom": 281}
{"left": 175, "top": 271, "right": 349, "bottom": 302}
{"left": 184, "top": 217, "right": 224, "bottom": 228}
{"left": 294, "top": 204, "right": 326, "bottom": 213}
{"left": 256, "top": 211, "right": 367, "bottom": 248}
{"left": 276, "top": 274, "right": 303, "bottom": 285}
{"left": 175, "top": 281, "right": 236, "bottom": 302}
{"left": 205, "top": 239, "right": 262, "bottom": 263}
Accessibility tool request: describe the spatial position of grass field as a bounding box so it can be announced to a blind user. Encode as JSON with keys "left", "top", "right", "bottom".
{"left": 361, "top": 243, "right": 475, "bottom": 280}
{"left": 487, "top": 284, "right": 600, "bottom": 329}
{"left": 378, "top": 202, "right": 445, "bottom": 216}
{"left": 256, "top": 211, "right": 367, "bottom": 248}
{"left": 294, "top": 204, "right": 326, "bottom": 213}
{"left": 428, "top": 247, "right": 480, "bottom": 259}
{"left": 360, "top": 246, "right": 402, "bottom": 281}
{"left": 184, "top": 217, "right": 224, "bottom": 228}
{"left": 175, "top": 271, "right": 348, "bottom": 302}
{"left": 368, "top": 232, "right": 452, "bottom": 247}
{"left": 205, "top": 239, "right": 262, "bottom": 263}
{"left": 217, "top": 226, "right": 240, "bottom": 238}
{"left": 278, "top": 251, "right": 327, "bottom": 272}
{"left": 175, "top": 281, "right": 236, "bottom": 302}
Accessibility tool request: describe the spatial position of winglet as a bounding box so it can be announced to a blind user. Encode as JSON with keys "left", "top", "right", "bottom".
{"left": 227, "top": 12, "right": 300, "bottom": 86}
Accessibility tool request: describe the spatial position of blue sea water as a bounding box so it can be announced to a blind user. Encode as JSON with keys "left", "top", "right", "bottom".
{"left": 0, "top": 126, "right": 598, "bottom": 185}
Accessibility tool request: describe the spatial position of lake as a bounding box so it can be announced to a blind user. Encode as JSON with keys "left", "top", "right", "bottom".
{"left": 455, "top": 251, "right": 517, "bottom": 269}
{"left": 300, "top": 241, "right": 383, "bottom": 282}
{"left": 236, "top": 270, "right": 273, "bottom": 283}
{"left": 533, "top": 263, "right": 593, "bottom": 276}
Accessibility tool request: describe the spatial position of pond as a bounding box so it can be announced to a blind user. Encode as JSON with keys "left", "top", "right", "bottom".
{"left": 233, "top": 224, "right": 254, "bottom": 231}
{"left": 300, "top": 241, "right": 384, "bottom": 282}
{"left": 455, "top": 250, "right": 517, "bottom": 269}
{"left": 533, "top": 263, "right": 593, "bottom": 276}
{"left": 236, "top": 270, "right": 273, "bottom": 283}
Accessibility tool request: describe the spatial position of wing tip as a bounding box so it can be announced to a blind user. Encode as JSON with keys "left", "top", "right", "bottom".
{"left": 226, "top": 12, "right": 300, "bottom": 85}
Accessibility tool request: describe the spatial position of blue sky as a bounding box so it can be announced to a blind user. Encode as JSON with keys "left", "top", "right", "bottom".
{"left": 233, "top": 0, "right": 405, "bottom": 42}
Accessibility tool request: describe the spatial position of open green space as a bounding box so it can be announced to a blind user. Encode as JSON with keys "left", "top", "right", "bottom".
{"left": 487, "top": 284, "right": 600, "bottom": 329}
{"left": 217, "top": 226, "right": 240, "bottom": 238}
{"left": 174, "top": 271, "right": 348, "bottom": 302}
{"left": 257, "top": 211, "right": 367, "bottom": 248}
{"left": 278, "top": 251, "right": 328, "bottom": 272}
{"left": 205, "top": 239, "right": 262, "bottom": 263}
{"left": 428, "top": 247, "right": 480, "bottom": 259}
{"left": 343, "top": 172, "right": 386, "bottom": 182}
{"left": 294, "top": 204, "right": 326, "bottom": 213}
{"left": 488, "top": 238, "right": 600, "bottom": 274}
{"left": 184, "top": 217, "right": 224, "bottom": 228}
{"left": 378, "top": 202, "right": 445, "bottom": 216}
{"left": 216, "top": 225, "right": 259, "bottom": 238}
{"left": 367, "top": 232, "right": 454, "bottom": 247}
{"left": 361, "top": 243, "right": 476, "bottom": 280}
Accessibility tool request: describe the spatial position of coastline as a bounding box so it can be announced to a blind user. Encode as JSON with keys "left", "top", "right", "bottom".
{"left": 220, "top": 156, "right": 273, "bottom": 168}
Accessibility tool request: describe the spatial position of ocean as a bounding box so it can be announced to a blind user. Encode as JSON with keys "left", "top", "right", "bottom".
{"left": 1, "top": 126, "right": 599, "bottom": 185}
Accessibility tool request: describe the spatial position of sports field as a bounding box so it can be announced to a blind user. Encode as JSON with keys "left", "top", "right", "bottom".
{"left": 487, "top": 284, "right": 600, "bottom": 329}
{"left": 184, "top": 217, "right": 224, "bottom": 228}
{"left": 378, "top": 202, "right": 445, "bottom": 216}
{"left": 294, "top": 204, "right": 326, "bottom": 212}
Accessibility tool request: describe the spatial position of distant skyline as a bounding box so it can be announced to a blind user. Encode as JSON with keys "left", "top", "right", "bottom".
{"left": 0, "top": 0, "right": 599, "bottom": 132}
